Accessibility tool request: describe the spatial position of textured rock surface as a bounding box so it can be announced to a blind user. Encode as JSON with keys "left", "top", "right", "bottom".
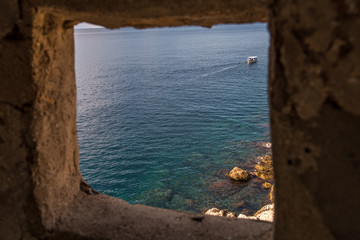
{"left": 205, "top": 208, "right": 237, "bottom": 218}
{"left": 238, "top": 214, "right": 259, "bottom": 220}
{"left": 253, "top": 155, "right": 274, "bottom": 180}
{"left": 269, "top": 185, "right": 274, "bottom": 203}
{"left": 54, "top": 194, "right": 273, "bottom": 240}
{"left": 254, "top": 204, "right": 274, "bottom": 222}
{"left": 262, "top": 182, "right": 272, "bottom": 189}
{"left": 0, "top": 1, "right": 272, "bottom": 240}
{"left": 228, "top": 167, "right": 251, "bottom": 181}
{"left": 269, "top": 0, "right": 360, "bottom": 239}
{"left": 237, "top": 204, "right": 274, "bottom": 222}
{"left": 2, "top": 0, "right": 360, "bottom": 239}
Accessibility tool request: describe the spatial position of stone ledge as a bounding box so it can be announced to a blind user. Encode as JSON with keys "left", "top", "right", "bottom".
{"left": 49, "top": 193, "right": 273, "bottom": 240}
{"left": 31, "top": 0, "right": 269, "bottom": 29}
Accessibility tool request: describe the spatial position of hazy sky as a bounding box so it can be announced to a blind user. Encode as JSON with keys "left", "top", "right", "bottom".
{"left": 75, "top": 22, "right": 103, "bottom": 29}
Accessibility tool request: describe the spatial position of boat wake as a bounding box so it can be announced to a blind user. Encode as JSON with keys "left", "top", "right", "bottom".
{"left": 194, "top": 64, "right": 240, "bottom": 80}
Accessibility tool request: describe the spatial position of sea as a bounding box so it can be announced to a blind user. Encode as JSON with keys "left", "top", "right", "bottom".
{"left": 75, "top": 23, "right": 271, "bottom": 215}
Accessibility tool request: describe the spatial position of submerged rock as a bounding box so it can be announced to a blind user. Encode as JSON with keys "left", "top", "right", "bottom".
{"left": 169, "top": 194, "right": 189, "bottom": 208}
{"left": 215, "top": 169, "right": 231, "bottom": 179}
{"left": 209, "top": 180, "right": 234, "bottom": 193}
{"left": 227, "top": 167, "right": 250, "bottom": 181}
{"left": 140, "top": 188, "right": 173, "bottom": 206}
{"left": 253, "top": 155, "right": 274, "bottom": 180}
{"left": 233, "top": 200, "right": 247, "bottom": 210}
{"left": 205, "top": 208, "right": 237, "bottom": 218}
{"left": 209, "top": 180, "right": 245, "bottom": 197}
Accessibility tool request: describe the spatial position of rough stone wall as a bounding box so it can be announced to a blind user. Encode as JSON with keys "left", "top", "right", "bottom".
{"left": 0, "top": 1, "right": 272, "bottom": 240}
{"left": 34, "top": 0, "right": 269, "bottom": 28}
{"left": 1, "top": 0, "right": 83, "bottom": 237}
{"left": 0, "top": 1, "right": 42, "bottom": 239}
{"left": 269, "top": 1, "right": 360, "bottom": 239}
{"left": 31, "top": 11, "right": 81, "bottom": 229}
{"left": 1, "top": 0, "right": 359, "bottom": 239}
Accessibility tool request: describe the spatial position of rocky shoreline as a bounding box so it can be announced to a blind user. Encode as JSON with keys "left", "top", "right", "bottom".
{"left": 205, "top": 141, "right": 275, "bottom": 222}
{"left": 132, "top": 140, "right": 274, "bottom": 215}
{"left": 205, "top": 203, "right": 274, "bottom": 222}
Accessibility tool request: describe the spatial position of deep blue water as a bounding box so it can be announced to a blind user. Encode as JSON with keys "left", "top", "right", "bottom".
{"left": 75, "top": 23, "right": 271, "bottom": 214}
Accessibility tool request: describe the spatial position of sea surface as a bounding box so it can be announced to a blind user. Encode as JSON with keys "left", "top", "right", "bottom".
{"left": 75, "top": 23, "right": 271, "bottom": 215}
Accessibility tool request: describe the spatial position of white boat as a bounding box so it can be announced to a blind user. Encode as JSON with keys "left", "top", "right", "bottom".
{"left": 247, "top": 56, "right": 258, "bottom": 64}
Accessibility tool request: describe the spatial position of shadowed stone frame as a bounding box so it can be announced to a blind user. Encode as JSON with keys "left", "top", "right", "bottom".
{"left": 2, "top": 0, "right": 359, "bottom": 239}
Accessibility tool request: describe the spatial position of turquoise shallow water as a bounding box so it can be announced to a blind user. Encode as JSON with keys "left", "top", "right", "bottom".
{"left": 75, "top": 23, "right": 271, "bottom": 214}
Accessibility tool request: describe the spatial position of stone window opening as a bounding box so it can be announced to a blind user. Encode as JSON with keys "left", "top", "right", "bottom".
{"left": 2, "top": 1, "right": 358, "bottom": 240}
{"left": 74, "top": 21, "right": 273, "bottom": 220}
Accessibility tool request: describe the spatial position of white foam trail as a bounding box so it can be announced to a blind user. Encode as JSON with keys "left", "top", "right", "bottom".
{"left": 193, "top": 63, "right": 244, "bottom": 80}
